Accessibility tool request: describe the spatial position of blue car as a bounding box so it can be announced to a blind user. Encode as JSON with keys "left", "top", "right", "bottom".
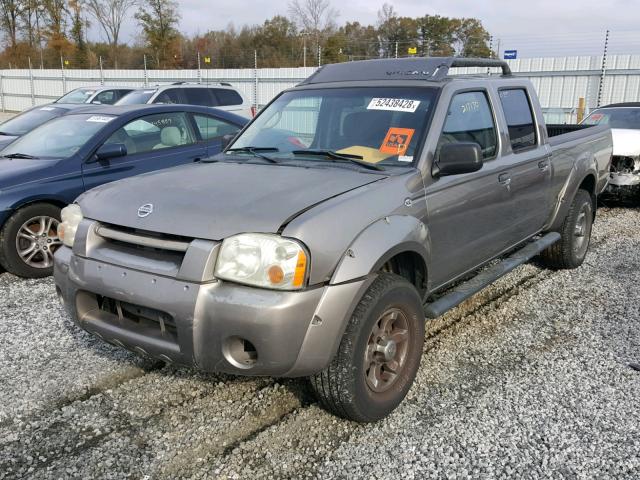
{"left": 0, "top": 104, "right": 248, "bottom": 277}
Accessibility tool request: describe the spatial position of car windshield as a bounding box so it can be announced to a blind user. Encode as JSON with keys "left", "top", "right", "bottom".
{"left": 116, "top": 89, "right": 156, "bottom": 105}
{"left": 582, "top": 107, "right": 640, "bottom": 129}
{"left": 56, "top": 88, "right": 95, "bottom": 104}
{"left": 1, "top": 114, "right": 116, "bottom": 159}
{"left": 0, "top": 106, "right": 67, "bottom": 136}
{"left": 229, "top": 87, "right": 438, "bottom": 167}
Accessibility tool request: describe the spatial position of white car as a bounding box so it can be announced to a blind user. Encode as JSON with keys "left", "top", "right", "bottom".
{"left": 116, "top": 83, "right": 253, "bottom": 118}
{"left": 582, "top": 102, "right": 640, "bottom": 192}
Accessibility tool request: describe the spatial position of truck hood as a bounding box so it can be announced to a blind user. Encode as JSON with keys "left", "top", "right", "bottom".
{"left": 611, "top": 129, "right": 640, "bottom": 156}
{"left": 78, "top": 161, "right": 386, "bottom": 240}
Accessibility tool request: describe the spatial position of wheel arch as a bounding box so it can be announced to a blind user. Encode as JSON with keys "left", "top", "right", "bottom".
{"left": 330, "top": 215, "right": 430, "bottom": 299}
{"left": 1, "top": 197, "right": 68, "bottom": 228}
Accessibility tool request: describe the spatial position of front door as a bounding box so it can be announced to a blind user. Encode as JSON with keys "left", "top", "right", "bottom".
{"left": 425, "top": 90, "right": 514, "bottom": 289}
{"left": 81, "top": 111, "right": 206, "bottom": 192}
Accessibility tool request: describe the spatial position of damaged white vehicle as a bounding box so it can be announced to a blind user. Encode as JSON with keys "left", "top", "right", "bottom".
{"left": 582, "top": 103, "right": 640, "bottom": 193}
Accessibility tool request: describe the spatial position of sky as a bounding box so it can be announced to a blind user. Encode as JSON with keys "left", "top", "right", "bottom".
{"left": 103, "top": 0, "right": 640, "bottom": 58}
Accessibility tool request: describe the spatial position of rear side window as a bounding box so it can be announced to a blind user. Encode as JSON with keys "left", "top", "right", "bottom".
{"left": 192, "top": 114, "right": 241, "bottom": 141}
{"left": 438, "top": 91, "right": 497, "bottom": 159}
{"left": 153, "top": 88, "right": 182, "bottom": 104}
{"left": 184, "top": 88, "right": 215, "bottom": 107}
{"left": 213, "top": 88, "right": 243, "bottom": 106}
{"left": 499, "top": 89, "right": 537, "bottom": 152}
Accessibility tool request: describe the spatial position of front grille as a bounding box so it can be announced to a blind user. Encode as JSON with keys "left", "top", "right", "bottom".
{"left": 96, "top": 223, "right": 193, "bottom": 253}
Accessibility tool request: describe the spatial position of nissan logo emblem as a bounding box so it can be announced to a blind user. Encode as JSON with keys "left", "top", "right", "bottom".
{"left": 137, "top": 203, "right": 154, "bottom": 218}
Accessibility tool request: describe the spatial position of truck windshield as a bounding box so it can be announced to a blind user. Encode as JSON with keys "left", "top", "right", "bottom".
{"left": 582, "top": 108, "right": 640, "bottom": 129}
{"left": 0, "top": 106, "right": 66, "bottom": 136}
{"left": 2, "top": 114, "right": 115, "bottom": 159}
{"left": 116, "top": 90, "right": 156, "bottom": 105}
{"left": 230, "top": 87, "right": 438, "bottom": 167}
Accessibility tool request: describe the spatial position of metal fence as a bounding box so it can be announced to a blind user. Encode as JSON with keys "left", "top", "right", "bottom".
{"left": 1, "top": 55, "right": 640, "bottom": 123}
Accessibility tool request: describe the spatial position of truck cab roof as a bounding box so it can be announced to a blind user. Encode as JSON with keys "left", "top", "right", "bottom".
{"left": 298, "top": 57, "right": 513, "bottom": 87}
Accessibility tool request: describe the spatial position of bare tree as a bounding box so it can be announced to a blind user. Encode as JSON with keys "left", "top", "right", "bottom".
{"left": 288, "top": 0, "right": 338, "bottom": 54}
{"left": 86, "top": 0, "right": 136, "bottom": 66}
{"left": 0, "top": 0, "right": 21, "bottom": 51}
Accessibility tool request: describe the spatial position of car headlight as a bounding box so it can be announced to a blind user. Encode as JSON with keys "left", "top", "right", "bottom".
{"left": 57, "top": 204, "right": 83, "bottom": 248}
{"left": 214, "top": 233, "right": 308, "bottom": 290}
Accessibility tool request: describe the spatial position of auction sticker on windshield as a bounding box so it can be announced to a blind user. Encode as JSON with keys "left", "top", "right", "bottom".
{"left": 380, "top": 127, "right": 415, "bottom": 155}
{"left": 86, "top": 116, "right": 114, "bottom": 123}
{"left": 367, "top": 98, "right": 420, "bottom": 112}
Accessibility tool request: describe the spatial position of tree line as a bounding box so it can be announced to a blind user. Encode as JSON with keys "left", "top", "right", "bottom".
{"left": 0, "top": 0, "right": 494, "bottom": 69}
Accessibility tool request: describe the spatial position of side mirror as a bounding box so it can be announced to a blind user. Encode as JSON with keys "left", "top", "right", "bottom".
{"left": 221, "top": 133, "right": 236, "bottom": 150}
{"left": 94, "top": 143, "right": 127, "bottom": 162}
{"left": 433, "top": 142, "right": 483, "bottom": 177}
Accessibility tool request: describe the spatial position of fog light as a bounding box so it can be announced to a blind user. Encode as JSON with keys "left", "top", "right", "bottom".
{"left": 223, "top": 336, "right": 258, "bottom": 369}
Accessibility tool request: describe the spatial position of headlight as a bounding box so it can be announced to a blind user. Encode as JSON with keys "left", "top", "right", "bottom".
{"left": 57, "top": 204, "right": 83, "bottom": 248}
{"left": 214, "top": 233, "right": 308, "bottom": 290}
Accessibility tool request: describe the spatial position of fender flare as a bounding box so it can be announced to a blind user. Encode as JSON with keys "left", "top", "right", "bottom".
{"left": 330, "top": 215, "right": 430, "bottom": 286}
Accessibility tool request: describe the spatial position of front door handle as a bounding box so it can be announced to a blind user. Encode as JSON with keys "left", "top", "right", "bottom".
{"left": 538, "top": 160, "right": 549, "bottom": 171}
{"left": 498, "top": 173, "right": 511, "bottom": 186}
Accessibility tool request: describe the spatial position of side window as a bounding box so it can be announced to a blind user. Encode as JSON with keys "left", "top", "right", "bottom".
{"left": 213, "top": 88, "right": 243, "bottom": 106}
{"left": 184, "top": 88, "right": 215, "bottom": 107}
{"left": 192, "top": 114, "right": 241, "bottom": 141}
{"left": 104, "top": 112, "right": 196, "bottom": 155}
{"left": 438, "top": 91, "right": 497, "bottom": 159}
{"left": 153, "top": 88, "right": 182, "bottom": 104}
{"left": 499, "top": 88, "right": 537, "bottom": 152}
{"left": 94, "top": 90, "right": 116, "bottom": 104}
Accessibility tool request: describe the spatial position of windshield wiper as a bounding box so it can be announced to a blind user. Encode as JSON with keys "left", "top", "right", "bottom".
{"left": 226, "top": 146, "right": 280, "bottom": 164}
{"left": 0, "top": 131, "right": 13, "bottom": 136}
{"left": 3, "top": 152, "right": 38, "bottom": 159}
{"left": 291, "top": 149, "right": 384, "bottom": 171}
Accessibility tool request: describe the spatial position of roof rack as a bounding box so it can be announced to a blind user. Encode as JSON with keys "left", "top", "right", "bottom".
{"left": 435, "top": 58, "right": 512, "bottom": 79}
{"left": 299, "top": 57, "right": 512, "bottom": 85}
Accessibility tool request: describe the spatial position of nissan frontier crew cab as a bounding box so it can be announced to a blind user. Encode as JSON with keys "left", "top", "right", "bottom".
{"left": 54, "top": 58, "right": 612, "bottom": 422}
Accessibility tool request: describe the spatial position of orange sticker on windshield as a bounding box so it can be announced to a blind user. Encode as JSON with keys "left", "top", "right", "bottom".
{"left": 380, "top": 128, "right": 415, "bottom": 156}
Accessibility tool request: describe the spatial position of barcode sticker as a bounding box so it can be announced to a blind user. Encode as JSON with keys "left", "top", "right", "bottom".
{"left": 367, "top": 98, "right": 420, "bottom": 112}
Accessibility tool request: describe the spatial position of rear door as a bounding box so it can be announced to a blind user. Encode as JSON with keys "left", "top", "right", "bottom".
{"left": 497, "top": 87, "right": 551, "bottom": 240}
{"left": 425, "top": 89, "right": 515, "bottom": 288}
{"left": 81, "top": 111, "right": 206, "bottom": 191}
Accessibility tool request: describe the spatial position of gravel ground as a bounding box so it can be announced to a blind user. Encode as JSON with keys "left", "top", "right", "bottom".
{"left": 0, "top": 200, "right": 639, "bottom": 479}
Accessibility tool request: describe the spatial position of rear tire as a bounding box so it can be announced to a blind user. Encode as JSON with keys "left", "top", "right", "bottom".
{"left": 309, "top": 273, "right": 425, "bottom": 422}
{"left": 540, "top": 189, "right": 593, "bottom": 269}
{"left": 0, "top": 203, "right": 62, "bottom": 278}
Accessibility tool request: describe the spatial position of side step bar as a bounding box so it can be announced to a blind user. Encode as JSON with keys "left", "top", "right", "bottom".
{"left": 423, "top": 232, "right": 561, "bottom": 319}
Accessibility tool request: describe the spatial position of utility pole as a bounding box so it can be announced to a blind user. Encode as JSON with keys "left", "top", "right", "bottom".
{"left": 197, "top": 51, "right": 202, "bottom": 84}
{"left": 395, "top": 41, "right": 398, "bottom": 58}
{"left": 143, "top": 54, "right": 148, "bottom": 87}
{"left": 596, "top": 29, "right": 610, "bottom": 108}
{"left": 317, "top": 45, "right": 321, "bottom": 67}
{"left": 99, "top": 56, "right": 104, "bottom": 85}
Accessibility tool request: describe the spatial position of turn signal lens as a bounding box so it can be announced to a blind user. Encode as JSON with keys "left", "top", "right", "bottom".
{"left": 292, "top": 251, "right": 307, "bottom": 288}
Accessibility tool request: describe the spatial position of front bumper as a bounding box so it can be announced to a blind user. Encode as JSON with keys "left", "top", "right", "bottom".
{"left": 609, "top": 172, "right": 640, "bottom": 187}
{"left": 54, "top": 247, "right": 369, "bottom": 377}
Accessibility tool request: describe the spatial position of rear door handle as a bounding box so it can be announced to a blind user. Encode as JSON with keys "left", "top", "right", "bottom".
{"left": 498, "top": 173, "right": 511, "bottom": 185}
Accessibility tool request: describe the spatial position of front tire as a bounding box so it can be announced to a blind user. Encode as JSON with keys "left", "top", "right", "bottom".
{"left": 540, "top": 189, "right": 593, "bottom": 269}
{"left": 0, "top": 203, "right": 62, "bottom": 278}
{"left": 310, "top": 273, "right": 425, "bottom": 422}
